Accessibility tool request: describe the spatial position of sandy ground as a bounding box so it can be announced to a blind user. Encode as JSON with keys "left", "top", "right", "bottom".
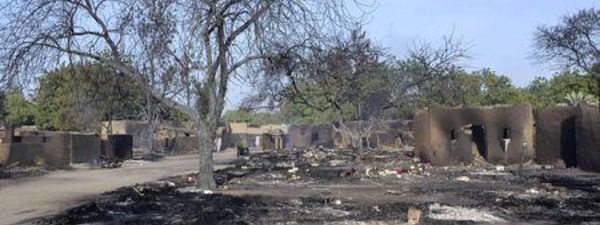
{"left": 0, "top": 150, "right": 237, "bottom": 225}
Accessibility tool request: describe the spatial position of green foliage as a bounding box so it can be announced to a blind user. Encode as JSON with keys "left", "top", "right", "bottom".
{"left": 563, "top": 91, "right": 598, "bottom": 106}
{"left": 414, "top": 68, "right": 530, "bottom": 109}
{"left": 527, "top": 71, "right": 598, "bottom": 108}
{"left": 280, "top": 101, "right": 336, "bottom": 124}
{"left": 222, "top": 109, "right": 284, "bottom": 125}
{"left": 477, "top": 69, "right": 531, "bottom": 105}
{"left": 36, "top": 63, "right": 146, "bottom": 131}
{"left": 1, "top": 91, "right": 35, "bottom": 125}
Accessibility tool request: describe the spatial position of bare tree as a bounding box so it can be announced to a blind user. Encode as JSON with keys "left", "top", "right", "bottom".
{"left": 533, "top": 8, "right": 600, "bottom": 98}
{"left": 0, "top": 0, "right": 370, "bottom": 188}
{"left": 387, "top": 37, "right": 469, "bottom": 115}
{"left": 256, "top": 28, "right": 388, "bottom": 162}
{"left": 252, "top": 29, "right": 467, "bottom": 161}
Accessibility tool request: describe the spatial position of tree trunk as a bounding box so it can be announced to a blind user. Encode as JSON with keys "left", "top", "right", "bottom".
{"left": 592, "top": 63, "right": 600, "bottom": 106}
{"left": 595, "top": 75, "right": 600, "bottom": 105}
{"left": 196, "top": 127, "right": 216, "bottom": 189}
{"left": 355, "top": 136, "right": 364, "bottom": 164}
{"left": 144, "top": 119, "right": 159, "bottom": 155}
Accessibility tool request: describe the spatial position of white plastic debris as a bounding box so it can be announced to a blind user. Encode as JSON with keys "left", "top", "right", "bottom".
{"left": 455, "top": 176, "right": 470, "bottom": 182}
{"left": 177, "top": 187, "right": 213, "bottom": 194}
{"left": 165, "top": 181, "right": 176, "bottom": 188}
{"left": 428, "top": 203, "right": 506, "bottom": 223}
{"left": 288, "top": 167, "right": 299, "bottom": 174}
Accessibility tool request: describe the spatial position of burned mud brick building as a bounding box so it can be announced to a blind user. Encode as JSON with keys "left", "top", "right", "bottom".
{"left": 286, "top": 124, "right": 335, "bottom": 149}
{"left": 220, "top": 123, "right": 289, "bottom": 150}
{"left": 534, "top": 105, "right": 600, "bottom": 172}
{"left": 102, "top": 120, "right": 151, "bottom": 152}
{"left": 535, "top": 106, "right": 577, "bottom": 167}
{"left": 414, "top": 104, "right": 534, "bottom": 165}
{"left": 260, "top": 130, "right": 285, "bottom": 151}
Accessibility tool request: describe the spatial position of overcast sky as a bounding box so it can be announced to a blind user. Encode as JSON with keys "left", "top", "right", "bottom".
{"left": 227, "top": 0, "right": 600, "bottom": 108}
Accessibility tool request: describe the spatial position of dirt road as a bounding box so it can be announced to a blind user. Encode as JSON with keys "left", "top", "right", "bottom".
{"left": 0, "top": 150, "right": 236, "bottom": 225}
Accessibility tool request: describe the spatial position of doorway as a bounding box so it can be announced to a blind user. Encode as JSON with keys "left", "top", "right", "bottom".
{"left": 470, "top": 125, "right": 488, "bottom": 160}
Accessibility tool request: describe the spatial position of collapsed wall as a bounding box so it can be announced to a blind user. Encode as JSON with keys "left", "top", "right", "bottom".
{"left": 415, "top": 104, "right": 534, "bottom": 166}
{"left": 335, "top": 120, "right": 411, "bottom": 149}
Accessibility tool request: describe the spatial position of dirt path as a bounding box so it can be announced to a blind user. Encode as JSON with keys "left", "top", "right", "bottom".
{"left": 0, "top": 150, "right": 236, "bottom": 225}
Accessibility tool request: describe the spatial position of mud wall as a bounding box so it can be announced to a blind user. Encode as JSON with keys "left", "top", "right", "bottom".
{"left": 415, "top": 104, "right": 534, "bottom": 166}
{"left": 287, "top": 124, "right": 334, "bottom": 149}
{"left": 575, "top": 105, "right": 600, "bottom": 172}
{"left": 71, "top": 134, "right": 102, "bottom": 163}
{"left": 535, "top": 107, "right": 577, "bottom": 167}
{"left": 311, "top": 124, "right": 335, "bottom": 148}
{"left": 222, "top": 134, "right": 260, "bottom": 149}
{"left": 414, "top": 110, "right": 432, "bottom": 163}
{"left": 0, "top": 143, "right": 8, "bottom": 166}
{"left": 340, "top": 120, "right": 408, "bottom": 148}
{"left": 101, "top": 135, "right": 133, "bottom": 159}
{"left": 287, "top": 125, "right": 313, "bottom": 148}
{"left": 0, "top": 143, "right": 43, "bottom": 166}
{"left": 104, "top": 120, "right": 149, "bottom": 149}
{"left": 41, "top": 133, "right": 71, "bottom": 168}
{"left": 161, "top": 136, "right": 198, "bottom": 155}
{"left": 1, "top": 132, "right": 67, "bottom": 167}
{"left": 260, "top": 134, "right": 285, "bottom": 150}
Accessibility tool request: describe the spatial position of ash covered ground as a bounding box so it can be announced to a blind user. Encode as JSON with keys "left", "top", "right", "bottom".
{"left": 36, "top": 148, "right": 600, "bottom": 225}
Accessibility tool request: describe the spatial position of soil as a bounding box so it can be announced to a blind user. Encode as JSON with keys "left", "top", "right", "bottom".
{"left": 34, "top": 148, "right": 600, "bottom": 225}
{"left": 0, "top": 151, "right": 236, "bottom": 225}
{"left": 0, "top": 166, "right": 50, "bottom": 180}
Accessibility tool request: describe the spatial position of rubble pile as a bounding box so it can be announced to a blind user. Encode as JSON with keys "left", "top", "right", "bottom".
{"left": 37, "top": 148, "right": 600, "bottom": 225}
{"left": 220, "top": 147, "right": 431, "bottom": 186}
{"left": 0, "top": 168, "right": 10, "bottom": 179}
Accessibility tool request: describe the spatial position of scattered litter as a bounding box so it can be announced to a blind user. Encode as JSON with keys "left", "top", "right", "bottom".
{"left": 288, "top": 167, "right": 299, "bottom": 174}
{"left": 407, "top": 207, "right": 422, "bottom": 225}
{"left": 428, "top": 203, "right": 506, "bottom": 223}
{"left": 176, "top": 186, "right": 213, "bottom": 194}
{"left": 384, "top": 190, "right": 402, "bottom": 195}
{"left": 455, "top": 176, "right": 470, "bottom": 182}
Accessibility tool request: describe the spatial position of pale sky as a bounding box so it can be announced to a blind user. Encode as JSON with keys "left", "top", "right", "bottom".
{"left": 227, "top": 0, "right": 600, "bottom": 108}
{"left": 362, "top": 0, "right": 600, "bottom": 86}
